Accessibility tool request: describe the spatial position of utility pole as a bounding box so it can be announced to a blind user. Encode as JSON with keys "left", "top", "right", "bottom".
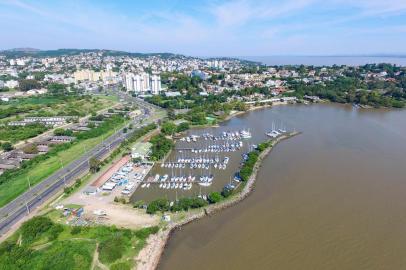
{"left": 27, "top": 176, "right": 31, "bottom": 190}
{"left": 59, "top": 157, "right": 64, "bottom": 169}
{"left": 25, "top": 201, "right": 30, "bottom": 214}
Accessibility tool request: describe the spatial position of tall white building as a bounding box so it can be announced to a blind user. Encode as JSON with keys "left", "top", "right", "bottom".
{"left": 124, "top": 72, "right": 161, "bottom": 94}
{"left": 125, "top": 73, "right": 135, "bottom": 91}
{"left": 150, "top": 74, "right": 162, "bottom": 95}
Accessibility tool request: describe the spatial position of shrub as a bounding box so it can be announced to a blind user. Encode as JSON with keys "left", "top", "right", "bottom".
{"left": 133, "top": 200, "right": 145, "bottom": 208}
{"left": 1, "top": 142, "right": 13, "bottom": 152}
{"left": 111, "top": 261, "right": 132, "bottom": 270}
{"left": 134, "top": 226, "right": 159, "bottom": 240}
{"left": 70, "top": 226, "right": 82, "bottom": 235}
{"left": 98, "top": 235, "right": 128, "bottom": 264}
{"left": 149, "top": 134, "right": 173, "bottom": 161}
{"left": 48, "top": 224, "right": 63, "bottom": 241}
{"left": 53, "top": 128, "right": 73, "bottom": 137}
{"left": 146, "top": 198, "right": 170, "bottom": 214}
{"left": 176, "top": 122, "right": 190, "bottom": 133}
{"left": 221, "top": 188, "right": 233, "bottom": 198}
{"left": 160, "top": 121, "right": 177, "bottom": 135}
{"left": 20, "top": 216, "right": 53, "bottom": 244}
{"left": 208, "top": 192, "right": 223, "bottom": 204}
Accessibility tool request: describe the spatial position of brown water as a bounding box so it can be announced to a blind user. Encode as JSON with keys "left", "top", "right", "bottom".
{"left": 158, "top": 104, "right": 406, "bottom": 270}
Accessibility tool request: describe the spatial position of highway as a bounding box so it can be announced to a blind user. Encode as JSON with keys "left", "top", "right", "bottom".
{"left": 0, "top": 93, "right": 164, "bottom": 236}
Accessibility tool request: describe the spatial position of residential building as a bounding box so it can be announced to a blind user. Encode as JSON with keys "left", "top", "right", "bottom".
{"left": 5, "top": 80, "right": 18, "bottom": 88}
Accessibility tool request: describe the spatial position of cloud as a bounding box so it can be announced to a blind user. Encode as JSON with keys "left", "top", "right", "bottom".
{"left": 332, "top": 0, "right": 406, "bottom": 16}
{"left": 210, "top": 0, "right": 315, "bottom": 28}
{"left": 0, "top": 0, "right": 406, "bottom": 55}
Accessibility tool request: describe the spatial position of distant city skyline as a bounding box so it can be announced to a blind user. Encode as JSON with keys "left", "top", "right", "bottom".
{"left": 1, "top": 0, "right": 406, "bottom": 56}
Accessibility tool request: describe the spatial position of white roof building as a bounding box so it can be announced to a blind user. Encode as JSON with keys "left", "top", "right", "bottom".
{"left": 5, "top": 80, "right": 19, "bottom": 89}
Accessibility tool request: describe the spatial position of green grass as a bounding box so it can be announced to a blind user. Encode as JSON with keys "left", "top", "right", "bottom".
{"left": 0, "top": 95, "right": 118, "bottom": 124}
{"left": 0, "top": 120, "right": 126, "bottom": 208}
{"left": 96, "top": 94, "right": 119, "bottom": 102}
{"left": 0, "top": 215, "right": 160, "bottom": 270}
{"left": 30, "top": 240, "right": 96, "bottom": 270}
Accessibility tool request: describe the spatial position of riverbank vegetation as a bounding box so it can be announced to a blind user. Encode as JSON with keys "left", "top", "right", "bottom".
{"left": 289, "top": 76, "right": 405, "bottom": 108}
{"left": 0, "top": 216, "right": 160, "bottom": 270}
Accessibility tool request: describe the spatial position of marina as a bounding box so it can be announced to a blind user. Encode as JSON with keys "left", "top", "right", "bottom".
{"left": 159, "top": 104, "right": 406, "bottom": 270}
{"left": 131, "top": 125, "right": 291, "bottom": 202}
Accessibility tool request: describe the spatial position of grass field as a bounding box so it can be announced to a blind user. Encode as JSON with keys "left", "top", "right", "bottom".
{"left": 0, "top": 119, "right": 127, "bottom": 208}
{"left": 0, "top": 95, "right": 118, "bottom": 124}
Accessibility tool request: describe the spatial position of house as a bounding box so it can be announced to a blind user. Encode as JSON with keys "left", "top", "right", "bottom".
{"left": 37, "top": 145, "right": 49, "bottom": 153}
{"left": 50, "top": 136, "right": 75, "bottom": 143}
{"left": 5, "top": 80, "right": 19, "bottom": 89}
{"left": 0, "top": 159, "right": 20, "bottom": 170}
{"left": 164, "top": 91, "right": 181, "bottom": 97}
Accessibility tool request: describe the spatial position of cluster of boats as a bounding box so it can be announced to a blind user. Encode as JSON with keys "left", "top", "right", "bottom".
{"left": 199, "top": 175, "right": 214, "bottom": 186}
{"left": 140, "top": 173, "right": 215, "bottom": 190}
{"left": 159, "top": 182, "right": 193, "bottom": 190}
{"left": 188, "top": 141, "right": 244, "bottom": 153}
{"left": 179, "top": 129, "right": 252, "bottom": 143}
{"left": 160, "top": 157, "right": 229, "bottom": 170}
{"left": 266, "top": 123, "right": 287, "bottom": 138}
{"left": 266, "top": 128, "right": 287, "bottom": 138}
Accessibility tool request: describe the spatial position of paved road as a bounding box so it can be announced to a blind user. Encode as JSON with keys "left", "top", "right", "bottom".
{"left": 0, "top": 93, "right": 164, "bottom": 236}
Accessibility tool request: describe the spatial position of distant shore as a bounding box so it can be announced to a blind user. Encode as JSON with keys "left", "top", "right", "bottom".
{"left": 135, "top": 131, "right": 300, "bottom": 270}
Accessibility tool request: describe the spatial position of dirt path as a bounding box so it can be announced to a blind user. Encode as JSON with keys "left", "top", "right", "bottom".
{"left": 91, "top": 243, "right": 109, "bottom": 270}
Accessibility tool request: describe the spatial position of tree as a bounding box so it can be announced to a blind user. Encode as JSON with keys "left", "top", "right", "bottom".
{"left": 146, "top": 198, "right": 170, "bottom": 214}
{"left": 54, "top": 128, "right": 73, "bottom": 136}
{"left": 208, "top": 192, "right": 222, "bottom": 204}
{"left": 1, "top": 142, "right": 13, "bottom": 152}
{"left": 167, "top": 108, "right": 176, "bottom": 120}
{"left": 149, "top": 134, "right": 173, "bottom": 160}
{"left": 176, "top": 122, "right": 190, "bottom": 133}
{"left": 22, "top": 144, "right": 38, "bottom": 154}
{"left": 19, "top": 79, "right": 40, "bottom": 91}
{"left": 160, "top": 121, "right": 177, "bottom": 136}
{"left": 20, "top": 216, "right": 53, "bottom": 244}
{"left": 47, "top": 83, "right": 67, "bottom": 96}
{"left": 89, "top": 157, "right": 101, "bottom": 173}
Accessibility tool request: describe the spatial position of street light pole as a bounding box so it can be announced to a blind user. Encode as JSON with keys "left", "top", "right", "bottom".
{"left": 25, "top": 202, "right": 30, "bottom": 214}
{"left": 27, "top": 176, "right": 31, "bottom": 190}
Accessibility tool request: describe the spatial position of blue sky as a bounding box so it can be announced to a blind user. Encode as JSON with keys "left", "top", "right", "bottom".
{"left": 1, "top": 0, "right": 406, "bottom": 56}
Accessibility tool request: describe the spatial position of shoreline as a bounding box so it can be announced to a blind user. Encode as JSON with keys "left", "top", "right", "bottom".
{"left": 135, "top": 131, "right": 300, "bottom": 270}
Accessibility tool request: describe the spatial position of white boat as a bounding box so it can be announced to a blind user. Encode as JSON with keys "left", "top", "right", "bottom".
{"left": 240, "top": 130, "right": 252, "bottom": 139}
